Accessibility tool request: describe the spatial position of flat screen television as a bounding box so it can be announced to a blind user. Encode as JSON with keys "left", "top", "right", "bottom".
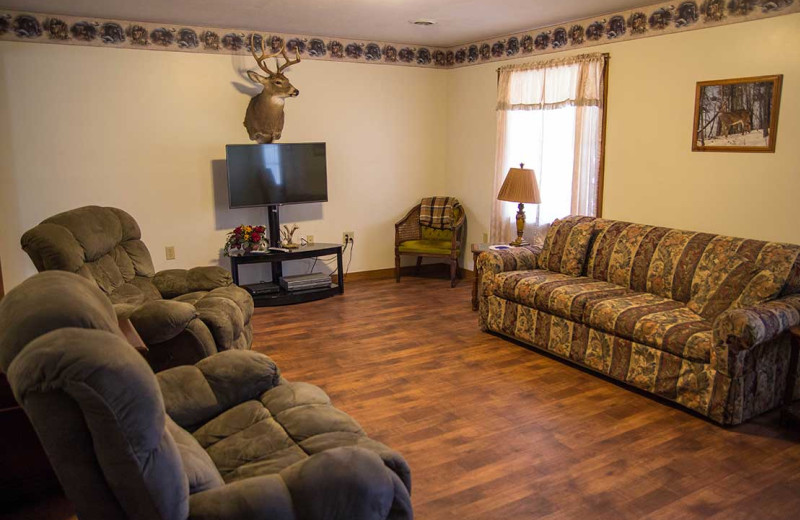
{"left": 226, "top": 143, "right": 327, "bottom": 208}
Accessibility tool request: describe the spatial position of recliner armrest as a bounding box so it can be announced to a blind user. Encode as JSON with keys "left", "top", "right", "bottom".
{"left": 154, "top": 267, "right": 233, "bottom": 299}
{"left": 188, "top": 447, "right": 412, "bottom": 520}
{"left": 128, "top": 299, "right": 198, "bottom": 344}
{"left": 157, "top": 350, "right": 281, "bottom": 430}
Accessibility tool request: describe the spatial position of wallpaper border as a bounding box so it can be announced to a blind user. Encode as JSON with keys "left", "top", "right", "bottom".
{"left": 0, "top": 2, "right": 797, "bottom": 69}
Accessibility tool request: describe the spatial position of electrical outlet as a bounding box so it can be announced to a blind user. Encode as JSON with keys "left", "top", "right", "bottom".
{"left": 482, "top": 232, "right": 489, "bottom": 243}
{"left": 343, "top": 231, "right": 354, "bottom": 244}
{"left": 306, "top": 234, "right": 315, "bottom": 245}
{"left": 165, "top": 246, "right": 176, "bottom": 260}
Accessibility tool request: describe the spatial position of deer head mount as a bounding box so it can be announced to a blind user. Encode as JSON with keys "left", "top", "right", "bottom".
{"left": 243, "top": 35, "right": 300, "bottom": 144}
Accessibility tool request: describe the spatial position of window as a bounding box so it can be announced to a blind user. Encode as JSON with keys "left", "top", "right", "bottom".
{"left": 490, "top": 54, "right": 608, "bottom": 245}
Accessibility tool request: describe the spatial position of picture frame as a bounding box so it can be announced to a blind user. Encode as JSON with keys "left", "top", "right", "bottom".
{"left": 692, "top": 74, "right": 782, "bottom": 153}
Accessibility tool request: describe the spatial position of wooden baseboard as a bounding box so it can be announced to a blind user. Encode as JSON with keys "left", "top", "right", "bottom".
{"left": 336, "top": 264, "right": 474, "bottom": 283}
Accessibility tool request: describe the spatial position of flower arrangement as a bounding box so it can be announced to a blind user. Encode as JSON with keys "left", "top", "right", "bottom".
{"left": 224, "top": 224, "right": 267, "bottom": 256}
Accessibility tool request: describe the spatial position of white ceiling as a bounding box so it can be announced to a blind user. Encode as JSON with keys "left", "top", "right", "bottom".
{"left": 6, "top": 0, "right": 660, "bottom": 47}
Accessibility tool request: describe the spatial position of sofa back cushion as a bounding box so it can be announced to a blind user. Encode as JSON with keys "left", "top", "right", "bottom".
{"left": 585, "top": 219, "right": 800, "bottom": 310}
{"left": 687, "top": 237, "right": 796, "bottom": 319}
{"left": 21, "top": 206, "right": 159, "bottom": 305}
{"left": 538, "top": 216, "right": 596, "bottom": 276}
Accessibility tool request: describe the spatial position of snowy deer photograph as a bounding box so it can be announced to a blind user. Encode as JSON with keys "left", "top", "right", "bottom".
{"left": 692, "top": 75, "right": 782, "bottom": 153}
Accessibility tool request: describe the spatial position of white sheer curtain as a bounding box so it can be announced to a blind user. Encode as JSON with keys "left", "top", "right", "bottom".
{"left": 491, "top": 53, "right": 607, "bottom": 245}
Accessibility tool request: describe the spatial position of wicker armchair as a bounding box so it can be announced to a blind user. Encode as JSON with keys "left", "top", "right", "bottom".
{"left": 394, "top": 201, "right": 465, "bottom": 287}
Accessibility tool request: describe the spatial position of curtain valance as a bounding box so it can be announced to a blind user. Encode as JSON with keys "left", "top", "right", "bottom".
{"left": 496, "top": 53, "right": 608, "bottom": 111}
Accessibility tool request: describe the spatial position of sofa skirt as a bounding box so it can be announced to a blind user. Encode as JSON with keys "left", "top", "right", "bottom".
{"left": 482, "top": 295, "right": 792, "bottom": 425}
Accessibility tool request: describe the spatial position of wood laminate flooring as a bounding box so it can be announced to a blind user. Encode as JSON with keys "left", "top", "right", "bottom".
{"left": 6, "top": 275, "right": 800, "bottom": 519}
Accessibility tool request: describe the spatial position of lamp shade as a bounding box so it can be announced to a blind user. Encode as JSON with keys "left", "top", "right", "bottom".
{"left": 497, "top": 164, "right": 541, "bottom": 204}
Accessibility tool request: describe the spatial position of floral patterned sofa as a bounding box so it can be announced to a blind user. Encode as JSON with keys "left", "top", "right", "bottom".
{"left": 478, "top": 215, "right": 800, "bottom": 425}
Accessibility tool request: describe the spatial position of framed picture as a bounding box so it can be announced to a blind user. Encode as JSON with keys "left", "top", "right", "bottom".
{"left": 692, "top": 75, "right": 782, "bottom": 153}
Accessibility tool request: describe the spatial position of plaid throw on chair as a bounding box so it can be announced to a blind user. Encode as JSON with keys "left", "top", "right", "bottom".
{"left": 419, "top": 197, "right": 460, "bottom": 230}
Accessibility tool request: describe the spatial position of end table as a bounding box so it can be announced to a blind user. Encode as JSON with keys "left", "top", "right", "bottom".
{"left": 471, "top": 243, "right": 490, "bottom": 311}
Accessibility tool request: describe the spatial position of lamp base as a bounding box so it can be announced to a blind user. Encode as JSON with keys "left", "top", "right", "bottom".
{"left": 509, "top": 202, "right": 529, "bottom": 247}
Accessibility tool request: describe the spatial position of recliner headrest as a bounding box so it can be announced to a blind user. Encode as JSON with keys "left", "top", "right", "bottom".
{"left": 0, "top": 271, "right": 120, "bottom": 372}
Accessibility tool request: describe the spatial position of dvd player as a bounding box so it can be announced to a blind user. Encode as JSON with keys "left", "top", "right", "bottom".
{"left": 280, "top": 273, "right": 332, "bottom": 291}
{"left": 243, "top": 282, "right": 280, "bottom": 295}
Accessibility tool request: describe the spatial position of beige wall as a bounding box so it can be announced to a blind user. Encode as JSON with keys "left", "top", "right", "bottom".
{"left": 2, "top": 14, "right": 798, "bottom": 289}
{"left": 446, "top": 13, "right": 800, "bottom": 269}
{"left": 0, "top": 42, "right": 447, "bottom": 288}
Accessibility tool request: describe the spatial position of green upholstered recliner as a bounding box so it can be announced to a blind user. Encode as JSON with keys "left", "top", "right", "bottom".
{"left": 0, "top": 271, "right": 413, "bottom": 520}
{"left": 20, "top": 206, "right": 253, "bottom": 372}
{"left": 394, "top": 202, "right": 465, "bottom": 287}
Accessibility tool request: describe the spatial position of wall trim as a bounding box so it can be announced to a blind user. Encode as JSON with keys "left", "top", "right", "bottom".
{"left": 0, "top": 2, "right": 797, "bottom": 69}
{"left": 339, "top": 264, "right": 474, "bottom": 283}
{"left": 0, "top": 9, "right": 447, "bottom": 68}
{"left": 448, "top": 1, "right": 798, "bottom": 68}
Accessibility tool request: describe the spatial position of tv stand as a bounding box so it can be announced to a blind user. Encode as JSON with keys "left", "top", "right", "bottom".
{"left": 230, "top": 242, "right": 344, "bottom": 307}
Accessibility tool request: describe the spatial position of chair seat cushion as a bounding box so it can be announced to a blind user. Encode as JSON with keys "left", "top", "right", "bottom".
{"left": 190, "top": 382, "right": 409, "bottom": 489}
{"left": 492, "top": 269, "right": 712, "bottom": 363}
{"left": 398, "top": 239, "right": 453, "bottom": 255}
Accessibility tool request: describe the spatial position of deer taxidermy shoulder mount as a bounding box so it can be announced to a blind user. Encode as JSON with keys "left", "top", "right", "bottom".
{"left": 244, "top": 35, "right": 300, "bottom": 144}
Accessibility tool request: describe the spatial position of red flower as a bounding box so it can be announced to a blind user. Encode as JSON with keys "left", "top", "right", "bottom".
{"left": 251, "top": 233, "right": 261, "bottom": 243}
{"left": 234, "top": 226, "right": 243, "bottom": 234}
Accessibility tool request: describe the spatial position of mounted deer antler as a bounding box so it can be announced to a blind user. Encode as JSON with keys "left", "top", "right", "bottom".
{"left": 243, "top": 34, "right": 301, "bottom": 143}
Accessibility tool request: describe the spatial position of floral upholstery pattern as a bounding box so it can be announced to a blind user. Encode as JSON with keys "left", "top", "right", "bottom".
{"left": 538, "top": 216, "right": 596, "bottom": 274}
{"left": 492, "top": 271, "right": 712, "bottom": 363}
{"left": 479, "top": 215, "right": 800, "bottom": 425}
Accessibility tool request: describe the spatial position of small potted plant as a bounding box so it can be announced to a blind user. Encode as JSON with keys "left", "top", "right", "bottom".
{"left": 224, "top": 225, "right": 267, "bottom": 256}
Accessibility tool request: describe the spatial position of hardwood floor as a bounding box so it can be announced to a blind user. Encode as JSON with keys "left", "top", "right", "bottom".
{"left": 6, "top": 275, "right": 800, "bottom": 519}
{"left": 255, "top": 276, "right": 800, "bottom": 519}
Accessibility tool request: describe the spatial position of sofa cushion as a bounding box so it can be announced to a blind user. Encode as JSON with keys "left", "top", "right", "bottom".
{"left": 493, "top": 270, "right": 712, "bottom": 362}
{"left": 538, "top": 216, "right": 596, "bottom": 274}
{"left": 687, "top": 254, "right": 761, "bottom": 320}
{"left": 586, "top": 220, "right": 800, "bottom": 306}
{"left": 559, "top": 220, "right": 594, "bottom": 276}
{"left": 492, "top": 270, "right": 632, "bottom": 324}
{"left": 688, "top": 236, "right": 792, "bottom": 319}
{"left": 584, "top": 292, "right": 712, "bottom": 362}
{"left": 588, "top": 223, "right": 714, "bottom": 302}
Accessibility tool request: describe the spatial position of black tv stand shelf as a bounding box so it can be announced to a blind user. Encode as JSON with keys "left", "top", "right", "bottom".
{"left": 230, "top": 243, "right": 344, "bottom": 307}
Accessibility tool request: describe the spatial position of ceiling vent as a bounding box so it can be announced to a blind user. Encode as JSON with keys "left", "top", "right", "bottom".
{"left": 410, "top": 19, "right": 437, "bottom": 26}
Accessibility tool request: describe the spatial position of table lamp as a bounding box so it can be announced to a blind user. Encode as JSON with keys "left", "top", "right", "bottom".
{"left": 497, "top": 163, "right": 541, "bottom": 246}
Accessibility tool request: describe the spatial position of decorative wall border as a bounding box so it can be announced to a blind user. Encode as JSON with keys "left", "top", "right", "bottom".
{"left": 0, "top": 10, "right": 448, "bottom": 68}
{"left": 447, "top": 0, "right": 798, "bottom": 68}
{"left": 0, "top": 1, "right": 797, "bottom": 69}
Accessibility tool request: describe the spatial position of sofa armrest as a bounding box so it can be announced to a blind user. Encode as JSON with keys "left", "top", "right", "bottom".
{"left": 476, "top": 245, "right": 541, "bottom": 278}
{"left": 157, "top": 350, "right": 280, "bottom": 430}
{"left": 188, "top": 447, "right": 412, "bottom": 520}
{"left": 712, "top": 294, "right": 800, "bottom": 376}
{"left": 477, "top": 246, "right": 541, "bottom": 330}
{"left": 154, "top": 267, "right": 233, "bottom": 299}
